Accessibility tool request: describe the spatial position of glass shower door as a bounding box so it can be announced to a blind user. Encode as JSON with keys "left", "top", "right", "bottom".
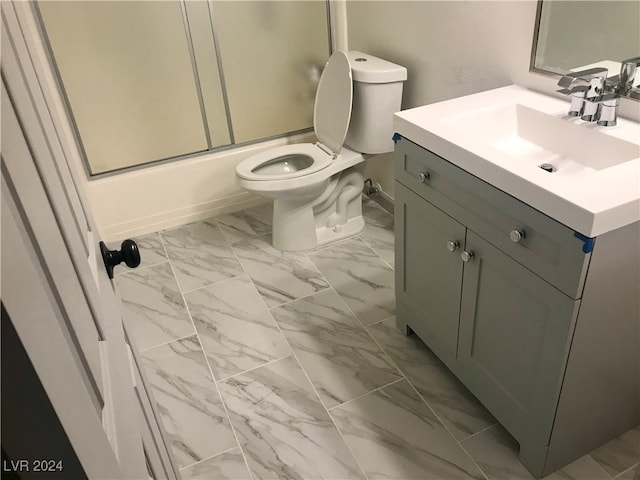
{"left": 212, "top": 1, "right": 330, "bottom": 143}
{"left": 38, "top": 0, "right": 330, "bottom": 176}
{"left": 39, "top": 1, "right": 213, "bottom": 174}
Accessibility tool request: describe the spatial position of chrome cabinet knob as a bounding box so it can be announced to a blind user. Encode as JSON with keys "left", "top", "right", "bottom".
{"left": 418, "top": 171, "right": 430, "bottom": 183}
{"left": 446, "top": 240, "right": 459, "bottom": 252}
{"left": 509, "top": 229, "right": 526, "bottom": 243}
{"left": 461, "top": 250, "right": 474, "bottom": 263}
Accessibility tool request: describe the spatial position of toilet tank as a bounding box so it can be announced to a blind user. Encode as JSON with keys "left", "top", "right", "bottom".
{"left": 344, "top": 51, "right": 407, "bottom": 154}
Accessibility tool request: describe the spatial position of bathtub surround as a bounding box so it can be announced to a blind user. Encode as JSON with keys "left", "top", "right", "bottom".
{"left": 115, "top": 199, "right": 637, "bottom": 479}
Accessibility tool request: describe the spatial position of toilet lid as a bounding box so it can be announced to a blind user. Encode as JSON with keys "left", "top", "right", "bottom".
{"left": 314, "top": 51, "right": 353, "bottom": 155}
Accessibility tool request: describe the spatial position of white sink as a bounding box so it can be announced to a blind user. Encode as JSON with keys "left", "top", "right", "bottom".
{"left": 443, "top": 103, "right": 639, "bottom": 175}
{"left": 394, "top": 85, "right": 640, "bottom": 237}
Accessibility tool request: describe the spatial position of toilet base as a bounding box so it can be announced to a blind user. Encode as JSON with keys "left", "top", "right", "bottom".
{"left": 315, "top": 215, "right": 365, "bottom": 248}
{"left": 272, "top": 169, "right": 365, "bottom": 252}
{"left": 273, "top": 208, "right": 365, "bottom": 252}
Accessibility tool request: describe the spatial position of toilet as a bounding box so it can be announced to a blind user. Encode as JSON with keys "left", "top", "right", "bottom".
{"left": 235, "top": 51, "right": 407, "bottom": 251}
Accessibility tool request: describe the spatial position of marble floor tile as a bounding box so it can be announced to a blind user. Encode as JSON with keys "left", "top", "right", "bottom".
{"left": 161, "top": 220, "right": 243, "bottom": 292}
{"left": 185, "top": 274, "right": 291, "bottom": 380}
{"left": 231, "top": 234, "right": 329, "bottom": 308}
{"left": 615, "top": 465, "right": 640, "bottom": 480}
{"left": 461, "top": 424, "right": 612, "bottom": 480}
{"left": 218, "top": 355, "right": 365, "bottom": 480}
{"left": 330, "top": 379, "right": 484, "bottom": 480}
{"left": 308, "top": 238, "right": 395, "bottom": 325}
{"left": 142, "top": 336, "right": 237, "bottom": 468}
{"left": 180, "top": 448, "right": 251, "bottom": 480}
{"left": 591, "top": 427, "right": 640, "bottom": 478}
{"left": 368, "top": 317, "right": 496, "bottom": 440}
{"left": 360, "top": 198, "right": 395, "bottom": 268}
{"left": 216, "top": 203, "right": 273, "bottom": 244}
{"left": 270, "top": 289, "right": 402, "bottom": 408}
{"left": 112, "top": 232, "right": 167, "bottom": 274}
{"left": 115, "top": 262, "right": 194, "bottom": 351}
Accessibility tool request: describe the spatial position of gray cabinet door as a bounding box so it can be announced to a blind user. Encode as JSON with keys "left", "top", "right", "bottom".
{"left": 395, "top": 182, "right": 466, "bottom": 360}
{"left": 457, "top": 230, "right": 580, "bottom": 447}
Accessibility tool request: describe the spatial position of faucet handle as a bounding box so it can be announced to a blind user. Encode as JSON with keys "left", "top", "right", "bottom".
{"left": 619, "top": 57, "right": 640, "bottom": 95}
{"left": 557, "top": 67, "right": 608, "bottom": 89}
{"left": 557, "top": 86, "right": 588, "bottom": 95}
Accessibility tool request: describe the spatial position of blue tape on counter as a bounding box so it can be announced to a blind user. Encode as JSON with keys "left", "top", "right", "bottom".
{"left": 392, "top": 133, "right": 402, "bottom": 143}
{"left": 574, "top": 232, "right": 595, "bottom": 253}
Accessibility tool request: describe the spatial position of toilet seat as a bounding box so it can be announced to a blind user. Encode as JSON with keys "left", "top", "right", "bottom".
{"left": 236, "top": 52, "right": 354, "bottom": 184}
{"left": 236, "top": 143, "right": 332, "bottom": 181}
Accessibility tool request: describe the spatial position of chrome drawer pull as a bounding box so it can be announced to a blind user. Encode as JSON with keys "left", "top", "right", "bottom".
{"left": 418, "top": 171, "right": 430, "bottom": 183}
{"left": 509, "top": 229, "right": 526, "bottom": 243}
{"left": 446, "top": 240, "right": 459, "bottom": 252}
{"left": 461, "top": 250, "right": 474, "bottom": 262}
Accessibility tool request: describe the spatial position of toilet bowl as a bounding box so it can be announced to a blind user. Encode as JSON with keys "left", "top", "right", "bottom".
{"left": 236, "top": 51, "right": 407, "bottom": 251}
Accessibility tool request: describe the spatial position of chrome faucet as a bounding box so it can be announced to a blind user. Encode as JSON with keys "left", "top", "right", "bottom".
{"left": 595, "top": 57, "right": 640, "bottom": 127}
{"left": 557, "top": 67, "right": 608, "bottom": 118}
{"left": 557, "top": 58, "right": 640, "bottom": 127}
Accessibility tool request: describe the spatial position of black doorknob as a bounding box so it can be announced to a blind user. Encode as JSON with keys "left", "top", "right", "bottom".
{"left": 100, "top": 239, "right": 141, "bottom": 279}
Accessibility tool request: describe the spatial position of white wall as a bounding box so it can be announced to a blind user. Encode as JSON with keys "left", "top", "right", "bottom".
{"left": 348, "top": 0, "right": 538, "bottom": 199}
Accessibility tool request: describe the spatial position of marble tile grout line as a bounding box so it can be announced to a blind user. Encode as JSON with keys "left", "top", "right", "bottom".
{"left": 264, "top": 283, "right": 334, "bottom": 311}
{"left": 114, "top": 258, "right": 170, "bottom": 276}
{"left": 177, "top": 444, "right": 240, "bottom": 474}
{"left": 590, "top": 453, "right": 617, "bottom": 480}
{"left": 402, "top": 367, "right": 492, "bottom": 480}
{"left": 138, "top": 331, "right": 201, "bottom": 355}
{"left": 236, "top": 241, "right": 371, "bottom": 480}
{"left": 457, "top": 422, "right": 500, "bottom": 443}
{"left": 215, "top": 353, "right": 293, "bottom": 383}
{"left": 362, "top": 319, "right": 492, "bottom": 480}
{"left": 357, "top": 233, "right": 395, "bottom": 272}
{"left": 615, "top": 463, "right": 640, "bottom": 480}
{"left": 325, "top": 377, "right": 406, "bottom": 412}
{"left": 200, "top": 216, "right": 370, "bottom": 479}
{"left": 157, "top": 229, "right": 256, "bottom": 479}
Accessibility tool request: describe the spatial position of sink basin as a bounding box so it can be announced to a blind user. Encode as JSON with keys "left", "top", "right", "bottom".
{"left": 442, "top": 103, "right": 639, "bottom": 175}
{"left": 394, "top": 85, "right": 640, "bottom": 237}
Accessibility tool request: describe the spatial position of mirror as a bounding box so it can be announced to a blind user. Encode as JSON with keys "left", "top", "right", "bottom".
{"left": 531, "top": 0, "right": 640, "bottom": 91}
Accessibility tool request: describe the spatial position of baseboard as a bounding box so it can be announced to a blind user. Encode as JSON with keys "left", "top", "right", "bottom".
{"left": 101, "top": 192, "right": 266, "bottom": 242}
{"left": 370, "top": 189, "right": 394, "bottom": 214}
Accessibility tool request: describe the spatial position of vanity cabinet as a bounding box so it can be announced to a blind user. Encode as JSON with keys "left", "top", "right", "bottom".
{"left": 394, "top": 136, "right": 639, "bottom": 478}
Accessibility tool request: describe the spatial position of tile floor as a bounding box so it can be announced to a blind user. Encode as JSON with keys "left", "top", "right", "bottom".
{"left": 114, "top": 198, "right": 639, "bottom": 480}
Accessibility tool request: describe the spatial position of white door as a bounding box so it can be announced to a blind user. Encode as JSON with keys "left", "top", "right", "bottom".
{"left": 1, "top": 2, "right": 177, "bottom": 479}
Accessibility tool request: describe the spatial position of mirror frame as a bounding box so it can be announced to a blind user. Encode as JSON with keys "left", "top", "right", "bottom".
{"left": 529, "top": 1, "right": 555, "bottom": 78}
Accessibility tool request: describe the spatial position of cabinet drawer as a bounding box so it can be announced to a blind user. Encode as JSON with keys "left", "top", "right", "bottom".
{"left": 395, "top": 137, "right": 590, "bottom": 299}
